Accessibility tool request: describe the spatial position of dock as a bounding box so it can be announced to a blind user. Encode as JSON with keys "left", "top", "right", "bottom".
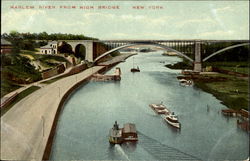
{"left": 221, "top": 109, "right": 239, "bottom": 117}
{"left": 222, "top": 109, "right": 249, "bottom": 132}
{"left": 91, "top": 67, "right": 121, "bottom": 81}
{"left": 221, "top": 109, "right": 249, "bottom": 120}
{"left": 237, "top": 120, "right": 249, "bottom": 132}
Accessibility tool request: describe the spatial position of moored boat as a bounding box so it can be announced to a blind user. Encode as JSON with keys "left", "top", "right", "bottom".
{"left": 179, "top": 79, "right": 193, "bottom": 86}
{"left": 164, "top": 112, "right": 181, "bottom": 129}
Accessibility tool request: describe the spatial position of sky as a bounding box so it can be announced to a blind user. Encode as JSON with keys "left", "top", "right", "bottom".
{"left": 1, "top": 1, "right": 249, "bottom": 40}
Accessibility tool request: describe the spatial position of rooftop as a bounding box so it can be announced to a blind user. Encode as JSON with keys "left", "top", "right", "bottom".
{"left": 40, "top": 41, "right": 57, "bottom": 49}
{"left": 40, "top": 44, "right": 53, "bottom": 49}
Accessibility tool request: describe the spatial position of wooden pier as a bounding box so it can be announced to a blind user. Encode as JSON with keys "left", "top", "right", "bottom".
{"left": 91, "top": 67, "right": 121, "bottom": 81}
{"left": 237, "top": 120, "right": 249, "bottom": 132}
{"left": 221, "top": 109, "right": 239, "bottom": 117}
{"left": 221, "top": 109, "right": 249, "bottom": 119}
{"left": 222, "top": 109, "right": 249, "bottom": 132}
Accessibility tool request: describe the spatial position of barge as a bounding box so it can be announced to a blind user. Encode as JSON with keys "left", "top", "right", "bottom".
{"left": 109, "top": 121, "right": 138, "bottom": 144}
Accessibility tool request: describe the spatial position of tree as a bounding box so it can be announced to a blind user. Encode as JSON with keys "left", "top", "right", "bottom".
{"left": 38, "top": 32, "right": 49, "bottom": 40}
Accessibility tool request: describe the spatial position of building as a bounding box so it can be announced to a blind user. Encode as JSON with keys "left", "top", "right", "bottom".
{"left": 40, "top": 41, "right": 58, "bottom": 54}
{"left": 1, "top": 39, "right": 13, "bottom": 54}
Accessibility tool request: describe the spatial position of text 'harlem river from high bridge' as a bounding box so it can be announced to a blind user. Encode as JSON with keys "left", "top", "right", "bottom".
{"left": 50, "top": 51, "right": 248, "bottom": 160}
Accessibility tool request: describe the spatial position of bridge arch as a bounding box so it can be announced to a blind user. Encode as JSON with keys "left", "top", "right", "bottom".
{"left": 94, "top": 43, "right": 194, "bottom": 63}
{"left": 75, "top": 44, "right": 86, "bottom": 60}
{"left": 203, "top": 43, "right": 250, "bottom": 62}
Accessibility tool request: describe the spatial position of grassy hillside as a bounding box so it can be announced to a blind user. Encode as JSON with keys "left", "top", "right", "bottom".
{"left": 1, "top": 52, "right": 71, "bottom": 97}
{"left": 194, "top": 74, "right": 249, "bottom": 110}
{"left": 1, "top": 53, "right": 42, "bottom": 97}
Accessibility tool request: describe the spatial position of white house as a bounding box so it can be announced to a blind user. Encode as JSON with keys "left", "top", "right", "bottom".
{"left": 40, "top": 41, "right": 58, "bottom": 54}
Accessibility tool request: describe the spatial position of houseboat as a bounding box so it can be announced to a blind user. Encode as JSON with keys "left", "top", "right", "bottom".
{"left": 109, "top": 121, "right": 138, "bottom": 144}
{"left": 164, "top": 112, "right": 181, "bottom": 129}
{"left": 149, "top": 103, "right": 171, "bottom": 115}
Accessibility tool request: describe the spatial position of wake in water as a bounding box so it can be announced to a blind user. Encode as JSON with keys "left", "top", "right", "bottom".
{"left": 137, "top": 131, "right": 201, "bottom": 160}
{"left": 114, "top": 144, "right": 131, "bottom": 161}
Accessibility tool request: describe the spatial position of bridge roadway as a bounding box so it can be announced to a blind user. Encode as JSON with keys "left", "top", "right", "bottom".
{"left": 0, "top": 66, "right": 105, "bottom": 160}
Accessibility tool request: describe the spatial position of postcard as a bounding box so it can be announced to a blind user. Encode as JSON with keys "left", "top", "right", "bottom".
{"left": 1, "top": 0, "right": 249, "bottom": 160}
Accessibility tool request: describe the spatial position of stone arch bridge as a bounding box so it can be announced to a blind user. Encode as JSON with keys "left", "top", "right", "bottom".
{"left": 56, "top": 39, "right": 249, "bottom": 72}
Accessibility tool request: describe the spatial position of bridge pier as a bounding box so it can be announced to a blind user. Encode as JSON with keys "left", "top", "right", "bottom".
{"left": 193, "top": 41, "right": 202, "bottom": 72}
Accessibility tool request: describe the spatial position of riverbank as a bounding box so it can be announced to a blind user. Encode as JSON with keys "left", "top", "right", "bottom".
{"left": 43, "top": 53, "right": 136, "bottom": 160}
{"left": 0, "top": 66, "right": 105, "bottom": 161}
{"left": 0, "top": 52, "right": 136, "bottom": 161}
{"left": 193, "top": 74, "right": 249, "bottom": 111}
{"left": 165, "top": 61, "right": 249, "bottom": 111}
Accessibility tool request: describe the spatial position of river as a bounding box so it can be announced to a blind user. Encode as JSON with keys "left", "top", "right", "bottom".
{"left": 50, "top": 51, "right": 248, "bottom": 160}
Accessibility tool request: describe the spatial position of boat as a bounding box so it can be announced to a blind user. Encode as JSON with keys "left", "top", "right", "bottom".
{"left": 109, "top": 121, "right": 138, "bottom": 144}
{"left": 179, "top": 79, "right": 193, "bottom": 86}
{"left": 149, "top": 103, "right": 171, "bottom": 115}
{"left": 164, "top": 112, "right": 181, "bottom": 129}
{"left": 131, "top": 67, "right": 140, "bottom": 72}
{"left": 109, "top": 121, "right": 123, "bottom": 144}
{"left": 131, "top": 57, "right": 140, "bottom": 72}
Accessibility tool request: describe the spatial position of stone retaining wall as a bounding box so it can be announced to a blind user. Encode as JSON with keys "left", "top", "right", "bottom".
{"left": 66, "top": 63, "right": 88, "bottom": 75}
{"left": 42, "top": 64, "right": 66, "bottom": 79}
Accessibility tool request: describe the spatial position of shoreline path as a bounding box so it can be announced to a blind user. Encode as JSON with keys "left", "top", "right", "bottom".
{"left": 0, "top": 53, "right": 134, "bottom": 160}
{"left": 1, "top": 66, "right": 105, "bottom": 160}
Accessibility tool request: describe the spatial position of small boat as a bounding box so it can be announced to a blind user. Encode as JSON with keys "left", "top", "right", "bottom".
{"left": 131, "top": 66, "right": 140, "bottom": 72}
{"left": 109, "top": 121, "right": 138, "bottom": 144}
{"left": 164, "top": 112, "right": 181, "bottom": 129}
{"left": 179, "top": 79, "right": 193, "bottom": 86}
{"left": 149, "top": 103, "right": 171, "bottom": 115}
{"left": 131, "top": 57, "right": 140, "bottom": 72}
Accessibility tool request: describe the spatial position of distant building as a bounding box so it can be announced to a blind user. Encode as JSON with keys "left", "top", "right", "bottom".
{"left": 1, "top": 39, "right": 13, "bottom": 54}
{"left": 40, "top": 41, "right": 58, "bottom": 54}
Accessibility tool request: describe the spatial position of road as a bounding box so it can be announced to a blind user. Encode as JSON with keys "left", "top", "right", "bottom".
{"left": 0, "top": 66, "right": 105, "bottom": 160}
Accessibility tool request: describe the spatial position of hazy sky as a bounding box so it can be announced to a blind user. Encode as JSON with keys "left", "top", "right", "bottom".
{"left": 1, "top": 1, "right": 249, "bottom": 40}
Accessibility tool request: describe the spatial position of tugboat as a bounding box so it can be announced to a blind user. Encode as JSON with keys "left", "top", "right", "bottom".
{"left": 149, "top": 103, "right": 171, "bottom": 115}
{"left": 109, "top": 121, "right": 138, "bottom": 144}
{"left": 109, "top": 121, "right": 123, "bottom": 144}
{"left": 131, "top": 57, "right": 140, "bottom": 72}
{"left": 164, "top": 112, "right": 181, "bottom": 129}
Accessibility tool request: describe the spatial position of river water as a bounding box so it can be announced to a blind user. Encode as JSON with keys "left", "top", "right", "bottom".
{"left": 51, "top": 51, "right": 248, "bottom": 160}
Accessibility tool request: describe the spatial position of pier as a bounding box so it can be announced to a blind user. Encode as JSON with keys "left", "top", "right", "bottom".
{"left": 222, "top": 109, "right": 249, "bottom": 132}
{"left": 91, "top": 67, "right": 121, "bottom": 81}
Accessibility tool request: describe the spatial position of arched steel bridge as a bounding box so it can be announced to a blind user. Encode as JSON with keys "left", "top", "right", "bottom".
{"left": 56, "top": 39, "right": 249, "bottom": 72}
{"left": 93, "top": 39, "right": 249, "bottom": 71}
